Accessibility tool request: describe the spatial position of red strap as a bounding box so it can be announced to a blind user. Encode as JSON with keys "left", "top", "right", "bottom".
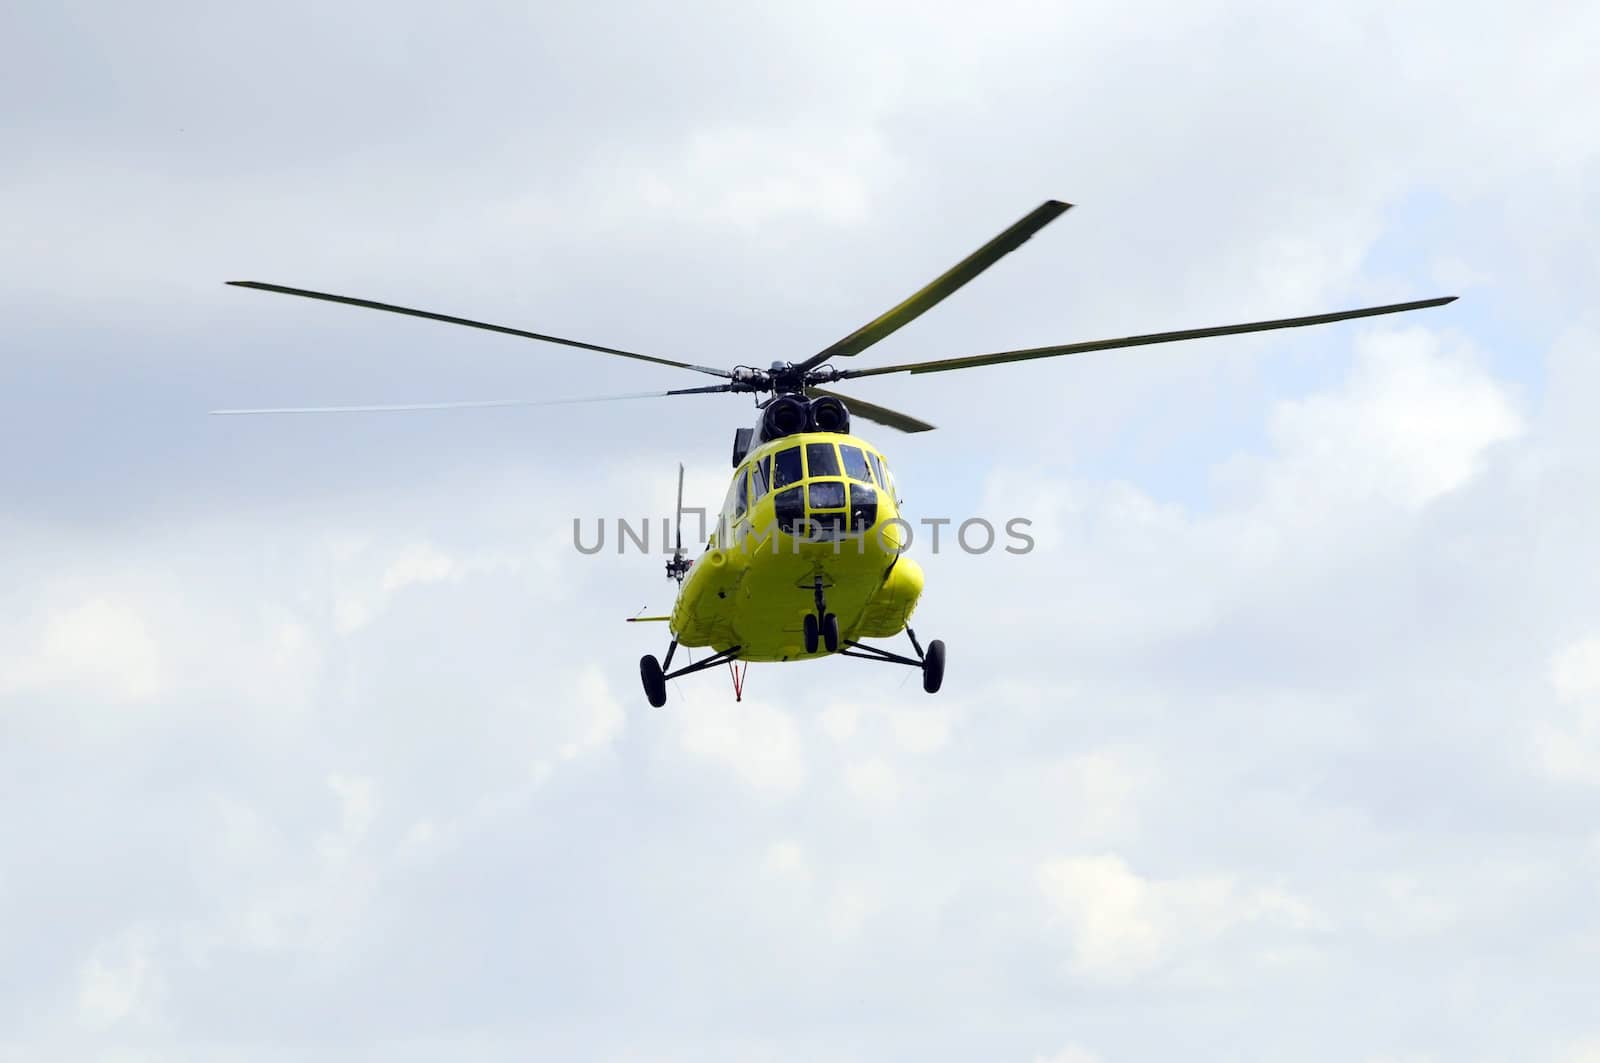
{"left": 728, "top": 660, "right": 748, "bottom": 701}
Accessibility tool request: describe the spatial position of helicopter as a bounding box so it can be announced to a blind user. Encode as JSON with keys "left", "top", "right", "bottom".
{"left": 215, "top": 200, "right": 1455, "bottom": 707}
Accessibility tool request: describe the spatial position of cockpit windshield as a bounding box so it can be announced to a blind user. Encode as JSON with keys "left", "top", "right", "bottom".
{"left": 772, "top": 446, "right": 803, "bottom": 489}
{"left": 805, "top": 442, "right": 840, "bottom": 478}
{"left": 840, "top": 444, "right": 873, "bottom": 483}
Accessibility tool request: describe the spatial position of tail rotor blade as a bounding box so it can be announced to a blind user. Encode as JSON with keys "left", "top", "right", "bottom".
{"left": 675, "top": 462, "right": 686, "bottom": 561}
{"left": 665, "top": 462, "right": 691, "bottom": 586}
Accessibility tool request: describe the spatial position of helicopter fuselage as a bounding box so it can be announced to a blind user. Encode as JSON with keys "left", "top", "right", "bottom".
{"left": 669, "top": 429, "right": 924, "bottom": 662}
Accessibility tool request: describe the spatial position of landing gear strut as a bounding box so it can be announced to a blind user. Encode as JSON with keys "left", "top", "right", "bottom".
{"left": 639, "top": 637, "right": 744, "bottom": 708}
{"left": 804, "top": 576, "right": 841, "bottom": 654}
{"left": 838, "top": 626, "right": 946, "bottom": 694}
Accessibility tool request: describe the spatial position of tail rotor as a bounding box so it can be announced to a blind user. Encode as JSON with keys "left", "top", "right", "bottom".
{"left": 666, "top": 462, "right": 691, "bottom": 584}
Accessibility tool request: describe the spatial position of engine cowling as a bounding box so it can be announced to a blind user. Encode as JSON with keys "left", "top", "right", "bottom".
{"left": 808, "top": 395, "right": 851, "bottom": 434}
{"left": 761, "top": 396, "right": 810, "bottom": 440}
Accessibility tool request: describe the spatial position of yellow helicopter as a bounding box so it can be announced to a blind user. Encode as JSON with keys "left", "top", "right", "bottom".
{"left": 215, "top": 200, "right": 1455, "bottom": 707}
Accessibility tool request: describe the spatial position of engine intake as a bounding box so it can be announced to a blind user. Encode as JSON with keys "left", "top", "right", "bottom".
{"left": 761, "top": 396, "right": 810, "bottom": 440}
{"left": 808, "top": 396, "right": 851, "bottom": 434}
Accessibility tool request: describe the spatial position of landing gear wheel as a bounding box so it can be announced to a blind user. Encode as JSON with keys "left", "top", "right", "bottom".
{"left": 822, "top": 613, "right": 840, "bottom": 653}
{"left": 640, "top": 654, "right": 667, "bottom": 707}
{"left": 803, "top": 613, "right": 820, "bottom": 655}
{"left": 921, "top": 639, "right": 946, "bottom": 694}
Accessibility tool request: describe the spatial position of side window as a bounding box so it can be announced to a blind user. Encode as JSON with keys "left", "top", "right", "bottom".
{"left": 867, "top": 452, "right": 886, "bottom": 489}
{"left": 878, "top": 456, "right": 897, "bottom": 500}
{"left": 735, "top": 466, "right": 749, "bottom": 518}
{"left": 754, "top": 455, "right": 771, "bottom": 500}
{"left": 805, "top": 442, "right": 840, "bottom": 478}
{"left": 840, "top": 444, "right": 873, "bottom": 482}
{"left": 772, "top": 446, "right": 803, "bottom": 489}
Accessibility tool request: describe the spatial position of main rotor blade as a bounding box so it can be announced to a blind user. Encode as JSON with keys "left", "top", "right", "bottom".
{"left": 805, "top": 386, "right": 936, "bottom": 434}
{"left": 838, "top": 296, "right": 1458, "bottom": 380}
{"left": 209, "top": 384, "right": 731, "bottom": 415}
{"left": 794, "top": 200, "right": 1072, "bottom": 373}
{"left": 227, "top": 281, "right": 732, "bottom": 379}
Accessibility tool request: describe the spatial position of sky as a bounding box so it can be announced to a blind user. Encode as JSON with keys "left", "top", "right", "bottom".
{"left": 3, "top": 1, "right": 1599, "bottom": 1059}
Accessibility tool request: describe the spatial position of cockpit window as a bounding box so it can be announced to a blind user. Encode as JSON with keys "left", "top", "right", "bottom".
{"left": 772, "top": 446, "right": 802, "bottom": 489}
{"left": 849, "top": 482, "right": 878, "bottom": 530}
{"left": 867, "top": 452, "right": 886, "bottom": 490}
{"left": 840, "top": 444, "right": 873, "bottom": 483}
{"left": 805, "top": 442, "right": 839, "bottom": 478}
{"left": 735, "top": 466, "right": 749, "bottom": 518}
{"left": 808, "top": 481, "right": 845, "bottom": 509}
{"left": 774, "top": 486, "right": 804, "bottom": 533}
{"left": 755, "top": 455, "right": 772, "bottom": 500}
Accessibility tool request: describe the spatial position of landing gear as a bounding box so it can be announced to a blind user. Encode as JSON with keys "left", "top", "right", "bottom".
{"left": 640, "top": 654, "right": 667, "bottom": 708}
{"left": 804, "top": 576, "right": 840, "bottom": 654}
{"left": 639, "top": 637, "right": 744, "bottom": 707}
{"left": 837, "top": 626, "right": 947, "bottom": 695}
{"left": 822, "top": 612, "right": 840, "bottom": 654}
{"left": 921, "top": 639, "right": 945, "bottom": 693}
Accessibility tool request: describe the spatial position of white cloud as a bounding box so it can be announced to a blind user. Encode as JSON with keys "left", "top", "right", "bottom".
{"left": 560, "top": 668, "right": 627, "bottom": 760}
{"left": 635, "top": 125, "right": 887, "bottom": 230}
{"left": 888, "top": 704, "right": 953, "bottom": 754}
{"left": 1245, "top": 327, "right": 1523, "bottom": 518}
{"left": 1033, "top": 1046, "right": 1103, "bottom": 1063}
{"left": 674, "top": 697, "right": 807, "bottom": 796}
{"left": 1551, "top": 637, "right": 1600, "bottom": 703}
{"left": 1534, "top": 637, "right": 1600, "bottom": 785}
{"left": 381, "top": 543, "right": 462, "bottom": 591}
{"left": 1049, "top": 750, "right": 1149, "bottom": 841}
{"left": 762, "top": 840, "right": 810, "bottom": 883}
{"left": 5, "top": 1, "right": 1600, "bottom": 1058}
{"left": 1, "top": 596, "right": 166, "bottom": 703}
{"left": 845, "top": 756, "right": 901, "bottom": 807}
{"left": 1037, "top": 855, "right": 1319, "bottom": 982}
{"left": 1558, "top": 1038, "right": 1600, "bottom": 1063}
{"left": 77, "top": 927, "right": 162, "bottom": 1029}
{"left": 818, "top": 700, "right": 860, "bottom": 742}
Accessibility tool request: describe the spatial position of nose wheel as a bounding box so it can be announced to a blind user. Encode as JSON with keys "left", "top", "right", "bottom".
{"left": 803, "top": 611, "right": 841, "bottom": 654}
{"left": 803, "top": 576, "right": 841, "bottom": 654}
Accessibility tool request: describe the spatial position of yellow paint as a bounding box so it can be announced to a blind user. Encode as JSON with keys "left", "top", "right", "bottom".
{"left": 668, "top": 431, "right": 924, "bottom": 662}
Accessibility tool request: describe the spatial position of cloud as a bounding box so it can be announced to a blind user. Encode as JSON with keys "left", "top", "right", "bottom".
{"left": 1037, "top": 854, "right": 1321, "bottom": 983}
{"left": 1, "top": 597, "right": 166, "bottom": 704}
{"left": 76, "top": 927, "right": 162, "bottom": 1029}
{"left": 673, "top": 696, "right": 807, "bottom": 796}
{"left": 1533, "top": 636, "right": 1600, "bottom": 785}
{"left": 5, "top": 1, "right": 1600, "bottom": 1059}
{"left": 1032, "top": 1047, "right": 1103, "bottom": 1063}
